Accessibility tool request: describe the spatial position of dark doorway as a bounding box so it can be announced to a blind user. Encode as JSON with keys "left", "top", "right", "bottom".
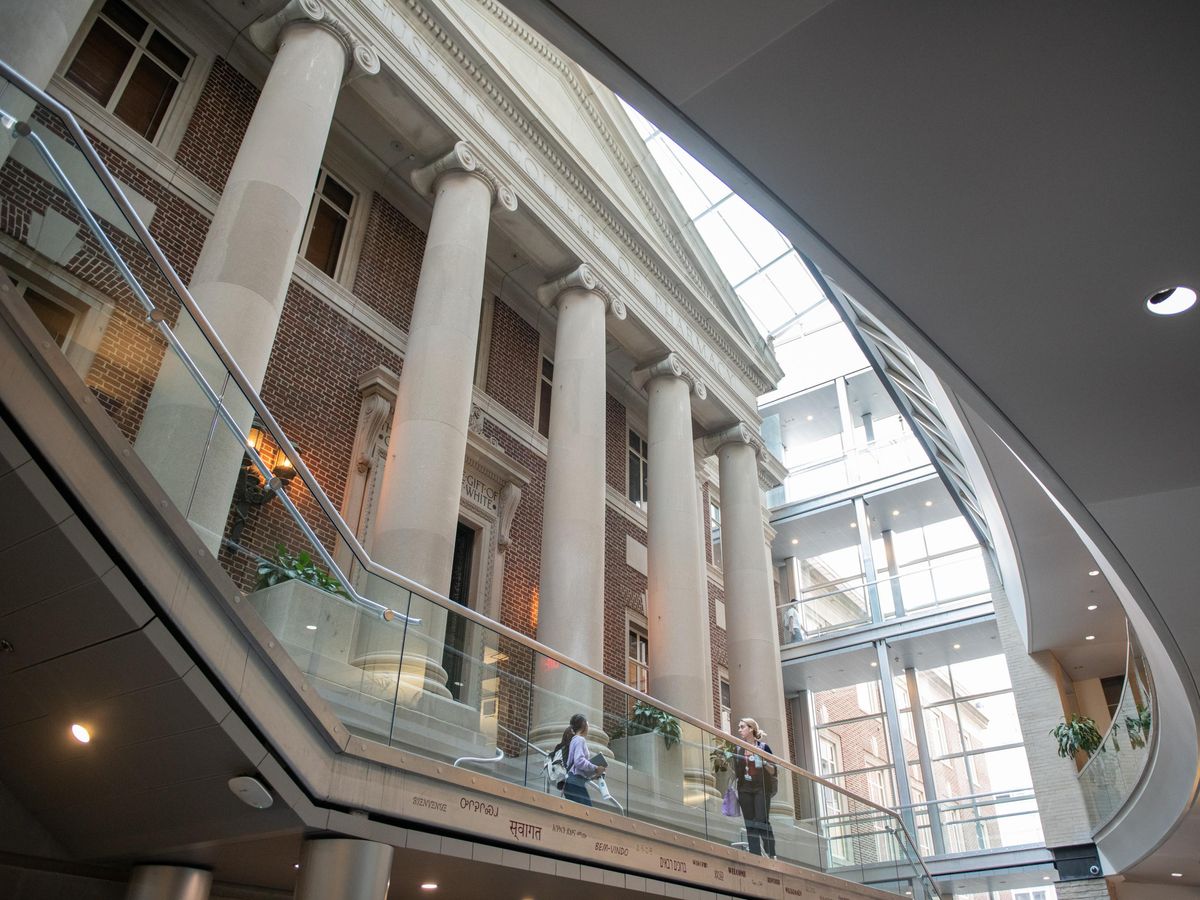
{"left": 442, "top": 521, "right": 476, "bottom": 701}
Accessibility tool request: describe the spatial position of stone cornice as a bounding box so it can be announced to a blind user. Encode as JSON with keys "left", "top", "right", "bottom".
{"left": 250, "top": 0, "right": 382, "bottom": 82}
{"left": 410, "top": 140, "right": 519, "bottom": 212}
{"left": 389, "top": 0, "right": 776, "bottom": 396}
{"left": 535, "top": 264, "right": 626, "bottom": 320}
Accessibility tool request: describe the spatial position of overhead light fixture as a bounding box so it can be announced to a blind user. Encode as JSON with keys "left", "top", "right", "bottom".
{"left": 70, "top": 723, "right": 91, "bottom": 744}
{"left": 1145, "top": 286, "right": 1196, "bottom": 316}
{"left": 805, "top": 414, "right": 814, "bottom": 421}
{"left": 1171, "top": 873, "right": 1183, "bottom": 878}
{"left": 924, "top": 500, "right": 933, "bottom": 507}
{"left": 791, "top": 538, "right": 798, "bottom": 544}
{"left": 870, "top": 661, "right": 878, "bottom": 668}
{"left": 305, "top": 624, "right": 318, "bottom": 631}
{"left": 1088, "top": 570, "right": 1100, "bottom": 577}
{"left": 952, "top": 643, "right": 961, "bottom": 650}
{"left": 1085, "top": 635, "right": 1096, "bottom": 641}
{"left": 850, "top": 522, "right": 857, "bottom": 528}
{"left": 1087, "top": 604, "right": 1098, "bottom": 611}
{"left": 891, "top": 510, "right": 900, "bottom": 517}
{"left": 421, "top": 884, "right": 439, "bottom": 891}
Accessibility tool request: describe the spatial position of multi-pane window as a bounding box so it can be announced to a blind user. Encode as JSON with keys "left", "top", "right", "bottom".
{"left": 301, "top": 169, "right": 355, "bottom": 278}
{"left": 627, "top": 623, "right": 648, "bottom": 693}
{"left": 65, "top": 0, "right": 190, "bottom": 141}
{"left": 536, "top": 356, "right": 553, "bottom": 438}
{"left": 709, "top": 500, "right": 722, "bottom": 568}
{"left": 628, "top": 428, "right": 649, "bottom": 507}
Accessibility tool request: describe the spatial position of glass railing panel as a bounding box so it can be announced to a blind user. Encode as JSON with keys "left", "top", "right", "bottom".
{"left": 1079, "top": 631, "right": 1155, "bottom": 828}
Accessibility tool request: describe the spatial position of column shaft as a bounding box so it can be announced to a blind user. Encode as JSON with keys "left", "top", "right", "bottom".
{"left": 134, "top": 22, "right": 348, "bottom": 548}
{"left": 646, "top": 374, "right": 711, "bottom": 722}
{"left": 373, "top": 170, "right": 493, "bottom": 591}
{"left": 533, "top": 287, "right": 608, "bottom": 742}
{"left": 294, "top": 838, "right": 392, "bottom": 900}
{"left": 360, "top": 169, "right": 494, "bottom": 700}
{"left": 719, "top": 439, "right": 787, "bottom": 750}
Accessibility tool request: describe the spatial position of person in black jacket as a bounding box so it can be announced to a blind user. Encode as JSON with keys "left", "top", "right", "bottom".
{"left": 732, "top": 717, "right": 777, "bottom": 858}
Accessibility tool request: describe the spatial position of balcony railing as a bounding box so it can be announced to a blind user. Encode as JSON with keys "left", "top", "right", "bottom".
{"left": 779, "top": 550, "right": 991, "bottom": 643}
{"left": 895, "top": 789, "right": 1043, "bottom": 859}
{"left": 1078, "top": 624, "right": 1156, "bottom": 829}
{"left": 0, "top": 59, "right": 942, "bottom": 898}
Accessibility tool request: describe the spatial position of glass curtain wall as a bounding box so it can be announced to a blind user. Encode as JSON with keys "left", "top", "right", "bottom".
{"left": 809, "top": 646, "right": 1041, "bottom": 861}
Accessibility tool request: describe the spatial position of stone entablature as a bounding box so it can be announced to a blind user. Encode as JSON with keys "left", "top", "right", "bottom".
{"left": 328, "top": 0, "right": 779, "bottom": 421}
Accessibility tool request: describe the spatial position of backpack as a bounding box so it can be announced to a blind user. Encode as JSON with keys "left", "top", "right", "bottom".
{"left": 545, "top": 744, "right": 568, "bottom": 792}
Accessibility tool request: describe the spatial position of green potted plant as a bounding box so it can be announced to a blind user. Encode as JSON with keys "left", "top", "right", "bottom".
{"left": 709, "top": 738, "right": 737, "bottom": 775}
{"left": 1123, "top": 705, "right": 1152, "bottom": 750}
{"left": 623, "top": 701, "right": 681, "bottom": 749}
{"left": 1050, "top": 714, "right": 1105, "bottom": 760}
{"left": 256, "top": 544, "right": 349, "bottom": 599}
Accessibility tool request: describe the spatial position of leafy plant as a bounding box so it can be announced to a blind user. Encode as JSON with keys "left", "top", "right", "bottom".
{"left": 1123, "top": 705, "right": 1152, "bottom": 750}
{"left": 256, "top": 544, "right": 349, "bottom": 599}
{"left": 710, "top": 738, "right": 738, "bottom": 774}
{"left": 613, "top": 701, "right": 682, "bottom": 749}
{"left": 1050, "top": 714, "right": 1105, "bottom": 759}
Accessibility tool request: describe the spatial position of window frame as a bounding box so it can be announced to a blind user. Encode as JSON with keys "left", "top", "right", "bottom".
{"left": 709, "top": 496, "right": 722, "bottom": 570}
{"left": 300, "top": 167, "right": 358, "bottom": 282}
{"left": 62, "top": 0, "right": 194, "bottom": 144}
{"left": 627, "top": 425, "right": 649, "bottom": 508}
{"left": 535, "top": 353, "right": 554, "bottom": 438}
{"left": 625, "top": 613, "right": 649, "bottom": 694}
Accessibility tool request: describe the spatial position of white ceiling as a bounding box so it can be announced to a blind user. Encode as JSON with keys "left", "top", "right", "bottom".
{"left": 501, "top": 0, "right": 1200, "bottom": 885}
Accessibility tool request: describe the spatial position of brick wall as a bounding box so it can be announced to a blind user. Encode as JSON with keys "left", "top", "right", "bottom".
{"left": 175, "top": 57, "right": 259, "bottom": 193}
{"left": 484, "top": 299, "right": 539, "bottom": 428}
{"left": 351, "top": 193, "right": 425, "bottom": 331}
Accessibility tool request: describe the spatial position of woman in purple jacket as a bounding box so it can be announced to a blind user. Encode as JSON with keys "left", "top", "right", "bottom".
{"left": 554, "top": 713, "right": 607, "bottom": 806}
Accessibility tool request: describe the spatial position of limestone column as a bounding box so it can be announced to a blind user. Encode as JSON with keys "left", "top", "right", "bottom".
{"left": 294, "top": 838, "right": 392, "bottom": 900}
{"left": 637, "top": 353, "right": 713, "bottom": 723}
{"left": 530, "top": 265, "right": 625, "bottom": 745}
{"left": 0, "top": 0, "right": 92, "bottom": 166}
{"left": 125, "top": 865, "right": 211, "bottom": 900}
{"left": 358, "top": 142, "right": 517, "bottom": 697}
{"left": 134, "top": 3, "right": 378, "bottom": 549}
{"left": 701, "top": 424, "right": 788, "bottom": 747}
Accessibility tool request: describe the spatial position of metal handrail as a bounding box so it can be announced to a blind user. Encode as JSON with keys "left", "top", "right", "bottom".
{"left": 0, "top": 56, "right": 939, "bottom": 891}
{"left": 453, "top": 748, "right": 506, "bottom": 767}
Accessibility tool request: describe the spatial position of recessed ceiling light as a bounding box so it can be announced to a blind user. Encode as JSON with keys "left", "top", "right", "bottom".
{"left": 791, "top": 538, "right": 798, "bottom": 544}
{"left": 952, "top": 643, "right": 961, "bottom": 650}
{"left": 1088, "top": 570, "right": 1100, "bottom": 577}
{"left": 421, "top": 883, "right": 439, "bottom": 891}
{"left": 305, "top": 624, "right": 317, "bottom": 631}
{"left": 70, "top": 723, "right": 91, "bottom": 743}
{"left": 1087, "top": 604, "right": 1098, "bottom": 611}
{"left": 1043, "top": 876, "right": 1050, "bottom": 881}
{"left": 805, "top": 414, "right": 814, "bottom": 421}
{"left": 1171, "top": 872, "right": 1183, "bottom": 877}
{"left": 870, "top": 661, "right": 878, "bottom": 668}
{"left": 1145, "top": 286, "right": 1196, "bottom": 316}
{"left": 891, "top": 510, "right": 900, "bottom": 516}
{"left": 924, "top": 500, "right": 933, "bottom": 507}
{"left": 294, "top": 864, "right": 300, "bottom": 870}
{"left": 850, "top": 522, "right": 857, "bottom": 528}
{"left": 1085, "top": 635, "right": 1096, "bottom": 641}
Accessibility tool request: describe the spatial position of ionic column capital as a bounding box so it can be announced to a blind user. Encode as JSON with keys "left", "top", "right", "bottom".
{"left": 249, "top": 0, "right": 381, "bottom": 83}
{"left": 535, "top": 264, "right": 626, "bottom": 320}
{"left": 411, "top": 141, "right": 519, "bottom": 213}
{"left": 632, "top": 352, "right": 706, "bottom": 399}
{"left": 699, "top": 421, "right": 762, "bottom": 458}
